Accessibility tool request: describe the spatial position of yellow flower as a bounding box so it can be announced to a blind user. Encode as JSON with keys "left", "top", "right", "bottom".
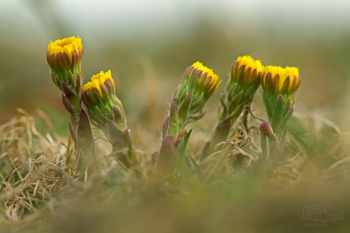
{"left": 236, "top": 55, "right": 264, "bottom": 73}
{"left": 217, "top": 56, "right": 263, "bottom": 125}
{"left": 47, "top": 36, "right": 83, "bottom": 60}
{"left": 83, "top": 70, "right": 115, "bottom": 97}
{"left": 46, "top": 36, "right": 84, "bottom": 71}
{"left": 190, "top": 61, "right": 221, "bottom": 92}
{"left": 230, "top": 55, "right": 264, "bottom": 89}
{"left": 262, "top": 66, "right": 301, "bottom": 94}
{"left": 47, "top": 36, "right": 84, "bottom": 91}
{"left": 82, "top": 70, "right": 126, "bottom": 133}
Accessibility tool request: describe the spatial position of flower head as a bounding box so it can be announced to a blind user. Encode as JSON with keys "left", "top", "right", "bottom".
{"left": 230, "top": 55, "right": 264, "bottom": 89}
{"left": 83, "top": 70, "right": 134, "bottom": 161}
{"left": 83, "top": 70, "right": 115, "bottom": 97}
{"left": 177, "top": 61, "right": 221, "bottom": 104}
{"left": 262, "top": 66, "right": 301, "bottom": 95}
{"left": 46, "top": 36, "right": 84, "bottom": 90}
{"left": 165, "top": 62, "right": 221, "bottom": 138}
{"left": 190, "top": 61, "right": 221, "bottom": 92}
{"left": 83, "top": 70, "right": 126, "bottom": 131}
{"left": 261, "top": 65, "right": 301, "bottom": 138}
{"left": 219, "top": 56, "right": 264, "bottom": 123}
{"left": 47, "top": 36, "right": 83, "bottom": 71}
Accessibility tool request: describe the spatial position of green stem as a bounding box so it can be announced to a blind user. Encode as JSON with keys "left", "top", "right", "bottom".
{"left": 264, "top": 136, "right": 270, "bottom": 166}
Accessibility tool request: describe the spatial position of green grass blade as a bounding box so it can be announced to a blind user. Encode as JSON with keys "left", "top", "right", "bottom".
{"left": 175, "top": 129, "right": 193, "bottom": 173}
{"left": 8, "top": 154, "right": 23, "bottom": 184}
{"left": 179, "top": 129, "right": 192, "bottom": 161}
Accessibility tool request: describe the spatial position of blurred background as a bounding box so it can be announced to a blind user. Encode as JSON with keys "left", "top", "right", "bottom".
{"left": 0, "top": 0, "right": 350, "bottom": 137}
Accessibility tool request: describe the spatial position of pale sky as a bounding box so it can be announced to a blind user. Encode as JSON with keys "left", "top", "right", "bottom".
{"left": 1, "top": 0, "right": 350, "bottom": 48}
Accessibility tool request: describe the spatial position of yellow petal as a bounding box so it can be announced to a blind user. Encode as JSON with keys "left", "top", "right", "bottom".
{"left": 191, "top": 61, "right": 220, "bottom": 86}
{"left": 265, "top": 66, "right": 299, "bottom": 92}
{"left": 236, "top": 55, "right": 264, "bottom": 73}
{"left": 83, "top": 70, "right": 115, "bottom": 96}
{"left": 47, "top": 36, "right": 83, "bottom": 61}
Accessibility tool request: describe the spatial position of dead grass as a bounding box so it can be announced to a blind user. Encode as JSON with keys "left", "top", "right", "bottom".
{"left": 0, "top": 109, "right": 350, "bottom": 233}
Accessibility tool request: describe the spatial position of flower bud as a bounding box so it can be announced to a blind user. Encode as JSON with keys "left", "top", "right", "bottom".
{"left": 259, "top": 122, "right": 278, "bottom": 141}
{"left": 203, "top": 56, "right": 264, "bottom": 155}
{"left": 82, "top": 70, "right": 127, "bottom": 132}
{"left": 165, "top": 62, "right": 221, "bottom": 138}
{"left": 175, "top": 61, "right": 221, "bottom": 108}
{"left": 46, "top": 36, "right": 84, "bottom": 90}
{"left": 228, "top": 56, "right": 263, "bottom": 104}
{"left": 261, "top": 66, "right": 300, "bottom": 95}
{"left": 218, "top": 56, "right": 264, "bottom": 123}
{"left": 261, "top": 66, "right": 301, "bottom": 137}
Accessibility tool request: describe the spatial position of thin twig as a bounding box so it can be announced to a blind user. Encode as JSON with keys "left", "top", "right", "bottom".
{"left": 248, "top": 106, "right": 265, "bottom": 122}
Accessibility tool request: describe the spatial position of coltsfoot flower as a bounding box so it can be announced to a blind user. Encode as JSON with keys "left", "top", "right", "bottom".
{"left": 47, "top": 36, "right": 83, "bottom": 90}
{"left": 202, "top": 56, "right": 264, "bottom": 158}
{"left": 261, "top": 65, "right": 301, "bottom": 137}
{"left": 261, "top": 66, "right": 300, "bottom": 95}
{"left": 163, "top": 62, "right": 221, "bottom": 139}
{"left": 46, "top": 36, "right": 94, "bottom": 173}
{"left": 177, "top": 61, "right": 221, "bottom": 102}
{"left": 83, "top": 70, "right": 127, "bottom": 132}
{"left": 219, "top": 55, "right": 264, "bottom": 123}
{"left": 83, "top": 70, "right": 135, "bottom": 166}
{"left": 230, "top": 56, "right": 263, "bottom": 89}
